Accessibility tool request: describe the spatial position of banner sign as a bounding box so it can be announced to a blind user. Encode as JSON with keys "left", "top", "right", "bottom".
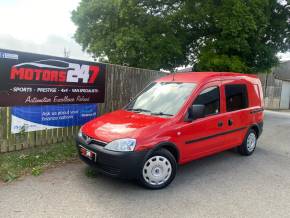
{"left": 0, "top": 49, "right": 106, "bottom": 106}
{"left": 11, "top": 104, "right": 97, "bottom": 133}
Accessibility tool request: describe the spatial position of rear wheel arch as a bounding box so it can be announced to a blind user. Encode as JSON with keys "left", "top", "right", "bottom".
{"left": 249, "top": 124, "right": 260, "bottom": 138}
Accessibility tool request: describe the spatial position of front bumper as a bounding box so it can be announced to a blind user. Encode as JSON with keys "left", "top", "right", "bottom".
{"left": 76, "top": 138, "right": 150, "bottom": 179}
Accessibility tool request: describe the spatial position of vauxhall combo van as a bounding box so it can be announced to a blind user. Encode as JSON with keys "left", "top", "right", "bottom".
{"left": 76, "top": 72, "right": 264, "bottom": 189}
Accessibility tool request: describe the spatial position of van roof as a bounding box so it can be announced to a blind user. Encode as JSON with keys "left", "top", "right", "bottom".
{"left": 156, "top": 72, "right": 258, "bottom": 83}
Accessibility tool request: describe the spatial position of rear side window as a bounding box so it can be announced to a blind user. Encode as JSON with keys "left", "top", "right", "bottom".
{"left": 225, "top": 84, "right": 248, "bottom": 112}
{"left": 193, "top": 86, "right": 220, "bottom": 116}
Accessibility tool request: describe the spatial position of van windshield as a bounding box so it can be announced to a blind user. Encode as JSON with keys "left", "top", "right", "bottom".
{"left": 125, "top": 82, "right": 196, "bottom": 117}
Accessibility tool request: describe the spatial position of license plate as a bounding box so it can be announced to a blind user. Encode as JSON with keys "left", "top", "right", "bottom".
{"left": 79, "top": 145, "right": 96, "bottom": 161}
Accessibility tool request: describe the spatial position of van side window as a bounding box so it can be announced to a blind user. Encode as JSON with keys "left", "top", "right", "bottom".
{"left": 225, "top": 84, "right": 248, "bottom": 112}
{"left": 193, "top": 86, "right": 220, "bottom": 116}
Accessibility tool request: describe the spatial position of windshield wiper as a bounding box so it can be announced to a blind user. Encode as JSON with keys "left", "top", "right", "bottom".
{"left": 126, "top": 108, "right": 152, "bottom": 113}
{"left": 151, "top": 112, "right": 173, "bottom": 117}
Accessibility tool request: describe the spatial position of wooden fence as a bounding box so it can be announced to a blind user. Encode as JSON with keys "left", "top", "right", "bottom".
{"left": 0, "top": 64, "right": 165, "bottom": 153}
{"left": 258, "top": 73, "right": 283, "bottom": 109}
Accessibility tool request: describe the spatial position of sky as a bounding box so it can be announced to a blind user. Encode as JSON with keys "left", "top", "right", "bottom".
{"left": 0, "top": 0, "right": 92, "bottom": 60}
{"left": 0, "top": 0, "right": 289, "bottom": 62}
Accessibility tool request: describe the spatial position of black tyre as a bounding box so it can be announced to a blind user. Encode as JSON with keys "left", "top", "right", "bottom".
{"left": 238, "top": 129, "right": 257, "bottom": 156}
{"left": 139, "top": 148, "right": 177, "bottom": 189}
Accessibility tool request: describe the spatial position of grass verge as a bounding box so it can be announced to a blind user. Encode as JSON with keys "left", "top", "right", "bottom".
{"left": 0, "top": 142, "right": 78, "bottom": 183}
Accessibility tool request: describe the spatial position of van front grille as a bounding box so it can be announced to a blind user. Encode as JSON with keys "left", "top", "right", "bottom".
{"left": 82, "top": 133, "right": 107, "bottom": 147}
{"left": 90, "top": 139, "right": 107, "bottom": 147}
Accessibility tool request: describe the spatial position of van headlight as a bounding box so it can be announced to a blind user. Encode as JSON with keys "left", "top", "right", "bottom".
{"left": 78, "top": 129, "right": 89, "bottom": 143}
{"left": 105, "top": 138, "right": 136, "bottom": 152}
{"left": 78, "top": 129, "right": 83, "bottom": 139}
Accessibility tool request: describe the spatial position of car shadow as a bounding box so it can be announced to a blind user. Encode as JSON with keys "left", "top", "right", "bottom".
{"left": 80, "top": 147, "right": 266, "bottom": 192}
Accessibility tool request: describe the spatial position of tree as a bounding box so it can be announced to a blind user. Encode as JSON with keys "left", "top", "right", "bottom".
{"left": 72, "top": 0, "right": 290, "bottom": 73}
{"left": 186, "top": 0, "right": 290, "bottom": 73}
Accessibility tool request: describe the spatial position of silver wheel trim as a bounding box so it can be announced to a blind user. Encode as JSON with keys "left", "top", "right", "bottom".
{"left": 247, "top": 132, "right": 256, "bottom": 152}
{"left": 142, "top": 156, "right": 172, "bottom": 186}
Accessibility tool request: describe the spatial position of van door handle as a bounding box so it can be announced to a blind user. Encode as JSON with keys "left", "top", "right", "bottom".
{"left": 218, "top": 121, "right": 223, "bottom": 127}
{"left": 228, "top": 119, "right": 233, "bottom": 126}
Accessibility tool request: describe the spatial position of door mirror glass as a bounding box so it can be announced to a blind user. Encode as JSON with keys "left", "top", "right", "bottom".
{"left": 185, "top": 104, "right": 205, "bottom": 122}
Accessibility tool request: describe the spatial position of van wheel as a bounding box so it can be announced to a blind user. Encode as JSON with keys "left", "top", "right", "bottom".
{"left": 238, "top": 129, "right": 257, "bottom": 156}
{"left": 139, "top": 149, "right": 176, "bottom": 189}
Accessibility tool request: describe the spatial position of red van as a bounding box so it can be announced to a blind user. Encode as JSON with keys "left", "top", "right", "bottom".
{"left": 76, "top": 72, "right": 264, "bottom": 189}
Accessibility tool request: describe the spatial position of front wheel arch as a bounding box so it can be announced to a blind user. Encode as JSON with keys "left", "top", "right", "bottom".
{"left": 148, "top": 142, "right": 180, "bottom": 163}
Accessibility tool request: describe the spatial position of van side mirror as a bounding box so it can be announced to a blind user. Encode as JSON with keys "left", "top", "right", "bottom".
{"left": 185, "top": 105, "right": 205, "bottom": 122}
